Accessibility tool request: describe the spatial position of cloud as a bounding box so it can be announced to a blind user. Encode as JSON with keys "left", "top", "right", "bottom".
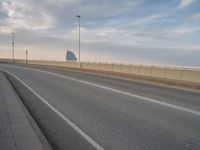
{"left": 0, "top": 0, "right": 145, "bottom": 31}
{"left": 173, "top": 26, "right": 199, "bottom": 36}
{"left": 1, "top": 0, "right": 55, "bottom": 31}
{"left": 178, "top": 0, "right": 196, "bottom": 9}
{"left": 192, "top": 12, "right": 200, "bottom": 20}
{"left": 0, "top": 0, "right": 200, "bottom": 66}
{"left": 0, "top": 25, "right": 12, "bottom": 34}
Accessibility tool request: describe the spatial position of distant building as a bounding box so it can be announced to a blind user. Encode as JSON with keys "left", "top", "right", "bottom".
{"left": 65, "top": 50, "right": 77, "bottom": 62}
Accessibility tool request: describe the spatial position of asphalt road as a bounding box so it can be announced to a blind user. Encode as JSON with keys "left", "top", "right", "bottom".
{"left": 0, "top": 63, "right": 200, "bottom": 150}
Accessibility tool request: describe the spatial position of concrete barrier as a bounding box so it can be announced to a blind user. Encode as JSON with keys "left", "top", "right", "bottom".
{"left": 120, "top": 64, "right": 130, "bottom": 74}
{"left": 140, "top": 65, "right": 152, "bottom": 76}
{"left": 0, "top": 58, "right": 200, "bottom": 84}
{"left": 113, "top": 64, "right": 121, "bottom": 72}
{"left": 182, "top": 69, "right": 200, "bottom": 83}
{"left": 152, "top": 66, "right": 166, "bottom": 78}
{"left": 14, "top": 59, "right": 26, "bottom": 64}
{"left": 85, "top": 62, "right": 92, "bottom": 70}
{"left": 81, "top": 62, "right": 88, "bottom": 69}
{"left": 166, "top": 67, "right": 182, "bottom": 80}
{"left": 98, "top": 63, "right": 104, "bottom": 71}
{"left": 105, "top": 63, "right": 113, "bottom": 72}
{"left": 67, "top": 62, "right": 78, "bottom": 68}
{"left": 129, "top": 65, "right": 140, "bottom": 75}
{"left": 93, "top": 63, "right": 99, "bottom": 70}
{"left": 0, "top": 59, "right": 12, "bottom": 63}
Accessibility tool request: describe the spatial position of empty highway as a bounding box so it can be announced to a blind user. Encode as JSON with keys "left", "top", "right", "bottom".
{"left": 0, "top": 63, "right": 200, "bottom": 150}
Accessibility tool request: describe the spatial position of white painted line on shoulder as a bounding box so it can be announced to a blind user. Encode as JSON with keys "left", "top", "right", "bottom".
{"left": 0, "top": 69, "right": 104, "bottom": 150}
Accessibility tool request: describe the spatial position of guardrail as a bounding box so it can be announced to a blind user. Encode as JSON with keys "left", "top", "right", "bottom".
{"left": 0, "top": 58, "right": 200, "bottom": 84}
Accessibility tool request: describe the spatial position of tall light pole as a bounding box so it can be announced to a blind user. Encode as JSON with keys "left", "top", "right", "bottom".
{"left": 11, "top": 32, "right": 15, "bottom": 63}
{"left": 76, "top": 15, "right": 80, "bottom": 68}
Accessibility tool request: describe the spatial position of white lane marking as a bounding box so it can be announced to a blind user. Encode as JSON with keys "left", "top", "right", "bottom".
{"left": 1, "top": 64, "right": 200, "bottom": 117}
{"left": 0, "top": 69, "right": 104, "bottom": 150}
{"left": 21, "top": 66, "right": 200, "bottom": 117}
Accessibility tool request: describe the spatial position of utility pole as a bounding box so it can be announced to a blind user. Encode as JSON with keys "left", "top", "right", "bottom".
{"left": 26, "top": 50, "right": 28, "bottom": 64}
{"left": 11, "top": 32, "right": 14, "bottom": 63}
{"left": 76, "top": 15, "right": 81, "bottom": 68}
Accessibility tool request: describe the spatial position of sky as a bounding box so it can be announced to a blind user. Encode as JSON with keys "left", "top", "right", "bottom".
{"left": 0, "top": 0, "right": 200, "bottom": 66}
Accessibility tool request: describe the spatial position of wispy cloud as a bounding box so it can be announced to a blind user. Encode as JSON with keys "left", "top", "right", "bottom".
{"left": 177, "top": 0, "right": 196, "bottom": 9}
{"left": 0, "top": 0, "right": 200, "bottom": 66}
{"left": 192, "top": 12, "right": 200, "bottom": 20}
{"left": 1, "top": 0, "right": 55, "bottom": 31}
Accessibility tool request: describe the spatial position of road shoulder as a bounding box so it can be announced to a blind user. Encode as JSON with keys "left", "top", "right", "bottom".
{"left": 0, "top": 72, "right": 51, "bottom": 150}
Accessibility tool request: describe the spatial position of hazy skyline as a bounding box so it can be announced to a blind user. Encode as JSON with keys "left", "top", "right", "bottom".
{"left": 0, "top": 0, "right": 200, "bottom": 66}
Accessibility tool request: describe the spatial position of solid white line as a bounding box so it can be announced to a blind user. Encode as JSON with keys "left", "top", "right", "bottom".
{"left": 20, "top": 68, "right": 200, "bottom": 116}
{"left": 0, "top": 69, "right": 104, "bottom": 150}
{"left": 23, "top": 67, "right": 200, "bottom": 117}
{"left": 2, "top": 64, "right": 200, "bottom": 117}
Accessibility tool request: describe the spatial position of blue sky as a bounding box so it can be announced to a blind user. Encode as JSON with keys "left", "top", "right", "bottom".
{"left": 0, "top": 0, "right": 200, "bottom": 66}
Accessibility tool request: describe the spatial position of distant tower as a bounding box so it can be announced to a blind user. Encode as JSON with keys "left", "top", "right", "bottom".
{"left": 65, "top": 50, "right": 77, "bottom": 62}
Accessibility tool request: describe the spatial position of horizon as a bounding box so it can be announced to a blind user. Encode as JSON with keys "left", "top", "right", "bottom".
{"left": 0, "top": 0, "right": 200, "bottom": 67}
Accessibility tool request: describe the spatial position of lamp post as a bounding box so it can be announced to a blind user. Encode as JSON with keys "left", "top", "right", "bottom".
{"left": 11, "top": 32, "right": 15, "bottom": 63}
{"left": 76, "top": 15, "right": 80, "bottom": 68}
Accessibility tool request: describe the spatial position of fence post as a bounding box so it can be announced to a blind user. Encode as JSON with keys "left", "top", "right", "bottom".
{"left": 128, "top": 64, "right": 131, "bottom": 74}
{"left": 180, "top": 66, "right": 183, "bottom": 81}
{"left": 139, "top": 64, "right": 142, "bottom": 75}
{"left": 164, "top": 67, "right": 167, "bottom": 79}
{"left": 150, "top": 65, "right": 153, "bottom": 77}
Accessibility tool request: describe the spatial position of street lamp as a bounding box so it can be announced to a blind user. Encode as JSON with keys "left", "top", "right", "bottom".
{"left": 76, "top": 15, "right": 80, "bottom": 68}
{"left": 11, "top": 32, "right": 15, "bottom": 63}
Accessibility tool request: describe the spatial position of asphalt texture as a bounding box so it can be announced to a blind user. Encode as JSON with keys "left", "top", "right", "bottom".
{"left": 0, "top": 64, "right": 200, "bottom": 150}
